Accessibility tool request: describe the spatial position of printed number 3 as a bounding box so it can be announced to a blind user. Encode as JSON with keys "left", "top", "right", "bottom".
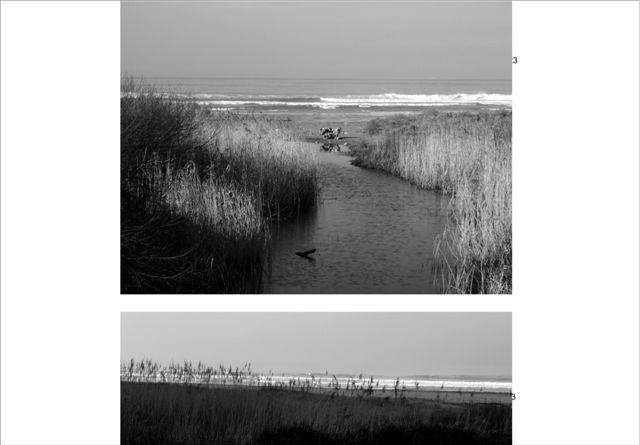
{"left": 512, "top": 57, "right": 518, "bottom": 64}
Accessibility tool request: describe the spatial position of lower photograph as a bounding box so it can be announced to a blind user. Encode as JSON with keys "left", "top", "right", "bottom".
{"left": 121, "top": 312, "right": 512, "bottom": 445}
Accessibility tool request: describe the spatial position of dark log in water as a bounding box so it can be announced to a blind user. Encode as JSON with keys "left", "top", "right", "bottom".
{"left": 295, "top": 248, "right": 317, "bottom": 258}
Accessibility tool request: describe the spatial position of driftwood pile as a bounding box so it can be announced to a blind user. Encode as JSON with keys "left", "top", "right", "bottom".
{"left": 320, "top": 127, "right": 341, "bottom": 140}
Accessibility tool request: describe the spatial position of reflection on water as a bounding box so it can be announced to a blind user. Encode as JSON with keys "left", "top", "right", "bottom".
{"left": 264, "top": 150, "right": 448, "bottom": 293}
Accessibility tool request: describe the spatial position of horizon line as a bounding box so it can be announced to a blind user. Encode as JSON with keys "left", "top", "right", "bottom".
{"left": 121, "top": 74, "right": 512, "bottom": 83}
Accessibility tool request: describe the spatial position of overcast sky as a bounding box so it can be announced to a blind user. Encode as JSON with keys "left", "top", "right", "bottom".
{"left": 121, "top": 2, "right": 511, "bottom": 80}
{"left": 121, "top": 313, "right": 511, "bottom": 378}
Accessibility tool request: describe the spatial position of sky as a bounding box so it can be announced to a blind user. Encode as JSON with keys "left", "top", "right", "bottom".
{"left": 121, "top": 2, "right": 511, "bottom": 80}
{"left": 121, "top": 313, "right": 511, "bottom": 378}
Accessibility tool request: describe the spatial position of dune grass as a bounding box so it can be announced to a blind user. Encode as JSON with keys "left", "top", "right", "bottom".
{"left": 352, "top": 111, "right": 512, "bottom": 294}
{"left": 120, "top": 359, "right": 511, "bottom": 406}
{"left": 122, "top": 382, "right": 511, "bottom": 445}
{"left": 121, "top": 81, "right": 317, "bottom": 293}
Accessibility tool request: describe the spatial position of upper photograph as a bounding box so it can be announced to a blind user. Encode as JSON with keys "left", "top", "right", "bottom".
{"left": 120, "top": 2, "right": 512, "bottom": 294}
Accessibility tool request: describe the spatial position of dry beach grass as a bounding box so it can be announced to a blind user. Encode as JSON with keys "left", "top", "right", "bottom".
{"left": 352, "top": 111, "right": 512, "bottom": 294}
{"left": 120, "top": 80, "right": 318, "bottom": 293}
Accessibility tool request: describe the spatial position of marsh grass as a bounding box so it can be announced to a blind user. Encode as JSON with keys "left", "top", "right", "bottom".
{"left": 352, "top": 111, "right": 512, "bottom": 294}
{"left": 121, "top": 80, "right": 317, "bottom": 293}
{"left": 121, "top": 382, "right": 511, "bottom": 445}
{"left": 205, "top": 113, "right": 318, "bottom": 219}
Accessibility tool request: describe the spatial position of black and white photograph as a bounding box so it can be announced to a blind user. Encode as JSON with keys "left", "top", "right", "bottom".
{"left": 120, "top": 1, "right": 512, "bottom": 294}
{"left": 121, "top": 312, "right": 512, "bottom": 445}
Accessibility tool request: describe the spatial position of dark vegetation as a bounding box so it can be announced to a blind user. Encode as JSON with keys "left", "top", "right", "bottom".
{"left": 121, "top": 382, "right": 512, "bottom": 445}
{"left": 121, "top": 80, "right": 317, "bottom": 293}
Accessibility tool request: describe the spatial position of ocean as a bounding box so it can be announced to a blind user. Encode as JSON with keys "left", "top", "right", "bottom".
{"left": 139, "top": 77, "right": 512, "bottom": 111}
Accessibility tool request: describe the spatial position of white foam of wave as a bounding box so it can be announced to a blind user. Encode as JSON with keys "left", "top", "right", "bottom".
{"left": 319, "top": 93, "right": 511, "bottom": 107}
{"left": 198, "top": 100, "right": 338, "bottom": 109}
{"left": 194, "top": 93, "right": 510, "bottom": 109}
{"left": 128, "top": 92, "right": 511, "bottom": 109}
{"left": 123, "top": 372, "right": 511, "bottom": 393}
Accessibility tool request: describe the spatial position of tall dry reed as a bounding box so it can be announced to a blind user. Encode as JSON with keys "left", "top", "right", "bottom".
{"left": 205, "top": 113, "right": 318, "bottom": 219}
{"left": 121, "top": 80, "right": 317, "bottom": 293}
{"left": 353, "top": 111, "right": 512, "bottom": 293}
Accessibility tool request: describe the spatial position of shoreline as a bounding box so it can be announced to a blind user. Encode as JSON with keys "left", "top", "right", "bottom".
{"left": 122, "top": 380, "right": 511, "bottom": 405}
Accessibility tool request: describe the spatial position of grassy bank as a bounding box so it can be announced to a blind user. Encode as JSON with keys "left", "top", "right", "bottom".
{"left": 121, "top": 82, "right": 317, "bottom": 293}
{"left": 121, "top": 382, "right": 511, "bottom": 445}
{"left": 352, "top": 111, "right": 512, "bottom": 294}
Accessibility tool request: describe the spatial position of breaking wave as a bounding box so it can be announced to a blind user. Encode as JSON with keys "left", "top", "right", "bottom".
{"left": 319, "top": 93, "right": 511, "bottom": 107}
{"left": 159, "top": 92, "right": 512, "bottom": 109}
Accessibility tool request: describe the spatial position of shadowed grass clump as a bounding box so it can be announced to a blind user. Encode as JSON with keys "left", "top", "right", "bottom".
{"left": 121, "top": 80, "right": 317, "bottom": 293}
{"left": 121, "top": 383, "right": 511, "bottom": 445}
{"left": 204, "top": 112, "right": 318, "bottom": 219}
{"left": 352, "top": 111, "right": 511, "bottom": 294}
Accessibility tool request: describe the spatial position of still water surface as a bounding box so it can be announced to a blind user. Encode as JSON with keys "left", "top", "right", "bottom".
{"left": 264, "top": 151, "right": 448, "bottom": 293}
